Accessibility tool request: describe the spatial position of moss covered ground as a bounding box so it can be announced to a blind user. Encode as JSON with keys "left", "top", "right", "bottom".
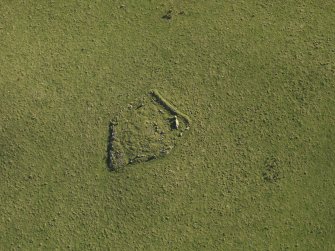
{"left": 0, "top": 1, "right": 334, "bottom": 250}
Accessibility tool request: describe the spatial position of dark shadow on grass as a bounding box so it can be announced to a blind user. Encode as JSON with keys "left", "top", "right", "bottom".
{"left": 106, "top": 122, "right": 115, "bottom": 171}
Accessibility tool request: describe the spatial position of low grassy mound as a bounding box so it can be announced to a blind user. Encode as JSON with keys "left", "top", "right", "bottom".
{"left": 107, "top": 90, "right": 190, "bottom": 171}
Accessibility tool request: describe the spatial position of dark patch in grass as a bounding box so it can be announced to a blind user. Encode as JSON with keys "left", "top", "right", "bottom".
{"left": 106, "top": 122, "right": 115, "bottom": 171}
{"left": 262, "top": 157, "right": 281, "bottom": 183}
{"left": 162, "top": 9, "right": 173, "bottom": 20}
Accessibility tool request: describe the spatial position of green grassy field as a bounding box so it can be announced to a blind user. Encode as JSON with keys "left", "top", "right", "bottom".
{"left": 1, "top": 1, "right": 334, "bottom": 250}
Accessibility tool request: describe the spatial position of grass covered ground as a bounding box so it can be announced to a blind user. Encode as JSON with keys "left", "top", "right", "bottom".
{"left": 0, "top": 1, "right": 334, "bottom": 250}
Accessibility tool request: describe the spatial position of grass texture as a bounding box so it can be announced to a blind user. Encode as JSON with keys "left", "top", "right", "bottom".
{"left": 0, "top": 1, "right": 334, "bottom": 250}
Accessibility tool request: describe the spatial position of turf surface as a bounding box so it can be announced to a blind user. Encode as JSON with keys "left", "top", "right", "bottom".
{"left": 0, "top": 1, "right": 334, "bottom": 250}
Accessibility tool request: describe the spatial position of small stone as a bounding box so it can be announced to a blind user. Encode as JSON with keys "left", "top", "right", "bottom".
{"left": 173, "top": 115, "right": 179, "bottom": 129}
